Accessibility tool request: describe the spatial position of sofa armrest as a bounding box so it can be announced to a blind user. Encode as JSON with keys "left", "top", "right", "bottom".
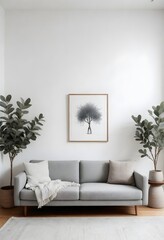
{"left": 134, "top": 171, "right": 148, "bottom": 205}
{"left": 14, "top": 172, "right": 27, "bottom": 206}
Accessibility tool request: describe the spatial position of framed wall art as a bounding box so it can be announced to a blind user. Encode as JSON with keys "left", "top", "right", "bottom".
{"left": 68, "top": 94, "right": 108, "bottom": 142}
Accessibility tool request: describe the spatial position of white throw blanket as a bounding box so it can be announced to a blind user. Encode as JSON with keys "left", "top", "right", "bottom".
{"left": 25, "top": 178, "right": 80, "bottom": 208}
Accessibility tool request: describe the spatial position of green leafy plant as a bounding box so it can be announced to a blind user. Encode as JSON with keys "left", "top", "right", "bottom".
{"left": 0, "top": 95, "right": 44, "bottom": 187}
{"left": 132, "top": 102, "right": 164, "bottom": 171}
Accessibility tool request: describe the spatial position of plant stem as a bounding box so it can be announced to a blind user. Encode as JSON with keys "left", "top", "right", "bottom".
{"left": 155, "top": 147, "right": 161, "bottom": 171}
{"left": 149, "top": 148, "right": 157, "bottom": 171}
{"left": 9, "top": 153, "right": 15, "bottom": 187}
{"left": 10, "top": 159, "right": 13, "bottom": 186}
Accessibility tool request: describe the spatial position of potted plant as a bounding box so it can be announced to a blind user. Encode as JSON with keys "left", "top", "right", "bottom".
{"left": 132, "top": 101, "right": 164, "bottom": 182}
{"left": 0, "top": 95, "right": 44, "bottom": 208}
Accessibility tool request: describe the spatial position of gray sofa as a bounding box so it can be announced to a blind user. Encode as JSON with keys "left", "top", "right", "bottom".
{"left": 14, "top": 160, "right": 148, "bottom": 216}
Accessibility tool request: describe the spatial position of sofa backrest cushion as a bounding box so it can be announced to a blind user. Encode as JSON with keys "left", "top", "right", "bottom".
{"left": 24, "top": 161, "right": 51, "bottom": 186}
{"left": 30, "top": 160, "right": 79, "bottom": 183}
{"left": 107, "top": 160, "right": 135, "bottom": 185}
{"left": 80, "top": 160, "right": 109, "bottom": 183}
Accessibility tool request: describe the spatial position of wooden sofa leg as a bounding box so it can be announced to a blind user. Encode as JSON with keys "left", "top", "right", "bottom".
{"left": 24, "top": 206, "right": 27, "bottom": 217}
{"left": 134, "top": 206, "right": 138, "bottom": 215}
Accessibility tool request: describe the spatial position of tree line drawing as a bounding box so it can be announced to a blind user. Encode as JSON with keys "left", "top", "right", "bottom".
{"left": 77, "top": 103, "right": 102, "bottom": 134}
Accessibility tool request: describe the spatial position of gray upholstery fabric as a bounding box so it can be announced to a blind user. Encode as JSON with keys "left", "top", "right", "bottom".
{"left": 20, "top": 186, "right": 79, "bottom": 201}
{"left": 14, "top": 161, "right": 148, "bottom": 208}
{"left": 14, "top": 172, "right": 27, "bottom": 206}
{"left": 80, "top": 161, "right": 109, "bottom": 183}
{"left": 20, "top": 200, "right": 142, "bottom": 207}
{"left": 134, "top": 171, "right": 148, "bottom": 205}
{"left": 80, "top": 183, "right": 142, "bottom": 200}
{"left": 30, "top": 160, "right": 79, "bottom": 183}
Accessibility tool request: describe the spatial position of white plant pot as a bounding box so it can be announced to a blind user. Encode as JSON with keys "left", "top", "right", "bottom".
{"left": 149, "top": 170, "right": 163, "bottom": 182}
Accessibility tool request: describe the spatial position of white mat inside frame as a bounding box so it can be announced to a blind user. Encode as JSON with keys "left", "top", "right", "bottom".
{"left": 0, "top": 216, "right": 164, "bottom": 240}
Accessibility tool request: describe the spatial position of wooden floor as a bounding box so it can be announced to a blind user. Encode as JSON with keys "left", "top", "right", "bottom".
{"left": 1, "top": 205, "right": 164, "bottom": 227}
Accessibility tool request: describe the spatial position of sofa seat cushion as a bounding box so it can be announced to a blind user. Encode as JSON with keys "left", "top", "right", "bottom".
{"left": 20, "top": 186, "right": 79, "bottom": 201}
{"left": 80, "top": 183, "right": 142, "bottom": 201}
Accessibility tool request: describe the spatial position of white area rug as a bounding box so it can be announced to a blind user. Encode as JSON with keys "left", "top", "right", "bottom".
{"left": 1, "top": 216, "right": 164, "bottom": 240}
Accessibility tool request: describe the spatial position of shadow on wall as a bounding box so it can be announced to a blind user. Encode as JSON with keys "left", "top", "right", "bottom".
{"left": 162, "top": 46, "right": 164, "bottom": 173}
{"left": 0, "top": 153, "right": 3, "bottom": 187}
{"left": 0, "top": 154, "right": 24, "bottom": 187}
{"left": 0, "top": 154, "right": 11, "bottom": 187}
{"left": 110, "top": 124, "right": 138, "bottom": 159}
{"left": 111, "top": 123, "right": 154, "bottom": 177}
{"left": 162, "top": 44, "right": 164, "bottom": 100}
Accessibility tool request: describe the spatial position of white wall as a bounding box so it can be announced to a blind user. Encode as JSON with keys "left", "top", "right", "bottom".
{"left": 0, "top": 5, "right": 5, "bottom": 186}
{"left": 2, "top": 10, "right": 164, "bottom": 184}
{"left": 0, "top": 6, "right": 4, "bottom": 99}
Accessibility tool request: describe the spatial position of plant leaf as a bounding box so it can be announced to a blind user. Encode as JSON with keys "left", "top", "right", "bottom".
{"left": 6, "top": 95, "right": 12, "bottom": 102}
{"left": 0, "top": 95, "right": 6, "bottom": 101}
{"left": 25, "top": 98, "right": 31, "bottom": 106}
{"left": 0, "top": 102, "right": 6, "bottom": 108}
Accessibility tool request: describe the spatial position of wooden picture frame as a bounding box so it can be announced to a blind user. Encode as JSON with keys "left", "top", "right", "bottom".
{"left": 68, "top": 94, "right": 108, "bottom": 142}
